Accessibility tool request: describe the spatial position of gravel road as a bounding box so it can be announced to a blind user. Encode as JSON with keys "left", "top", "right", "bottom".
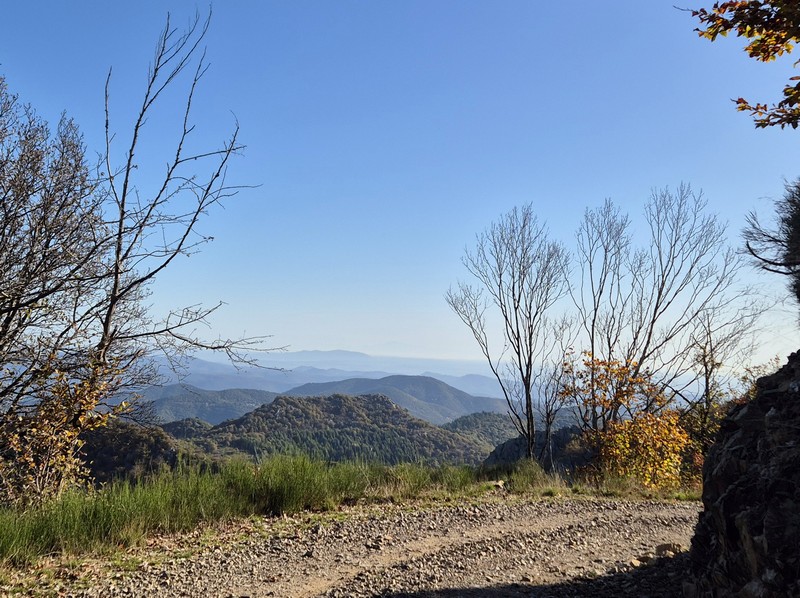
{"left": 18, "top": 496, "right": 700, "bottom": 597}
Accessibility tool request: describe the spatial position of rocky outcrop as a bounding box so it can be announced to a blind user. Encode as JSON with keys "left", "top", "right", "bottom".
{"left": 685, "top": 352, "right": 800, "bottom": 597}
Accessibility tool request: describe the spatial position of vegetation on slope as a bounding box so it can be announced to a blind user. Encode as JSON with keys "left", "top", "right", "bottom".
{"left": 284, "top": 376, "right": 505, "bottom": 424}
{"left": 197, "top": 394, "right": 492, "bottom": 464}
{"left": 161, "top": 417, "right": 213, "bottom": 439}
{"left": 144, "top": 385, "right": 279, "bottom": 424}
{"left": 81, "top": 420, "right": 179, "bottom": 485}
{"left": 441, "top": 411, "right": 519, "bottom": 447}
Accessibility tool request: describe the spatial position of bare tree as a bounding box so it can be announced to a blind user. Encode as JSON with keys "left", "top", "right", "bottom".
{"left": 0, "top": 80, "right": 107, "bottom": 412}
{"left": 568, "top": 199, "right": 634, "bottom": 426}
{"left": 0, "top": 80, "right": 116, "bottom": 505}
{"left": 566, "top": 185, "right": 764, "bottom": 432}
{"left": 446, "top": 204, "right": 570, "bottom": 460}
{"left": 679, "top": 306, "right": 761, "bottom": 455}
{"left": 0, "top": 11, "right": 269, "bottom": 506}
{"left": 532, "top": 316, "right": 575, "bottom": 470}
{"left": 91, "top": 11, "right": 264, "bottom": 384}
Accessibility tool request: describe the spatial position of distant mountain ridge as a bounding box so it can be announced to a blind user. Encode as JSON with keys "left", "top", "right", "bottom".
{"left": 142, "top": 385, "right": 278, "bottom": 425}
{"left": 148, "top": 375, "right": 506, "bottom": 426}
{"left": 283, "top": 375, "right": 506, "bottom": 425}
{"left": 156, "top": 352, "right": 502, "bottom": 397}
{"left": 177, "top": 393, "right": 492, "bottom": 464}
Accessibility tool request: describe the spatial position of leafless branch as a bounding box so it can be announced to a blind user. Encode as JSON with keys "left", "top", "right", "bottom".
{"left": 447, "top": 204, "right": 570, "bottom": 459}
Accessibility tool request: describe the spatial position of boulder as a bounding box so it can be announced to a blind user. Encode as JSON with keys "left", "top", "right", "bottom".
{"left": 685, "top": 352, "right": 800, "bottom": 597}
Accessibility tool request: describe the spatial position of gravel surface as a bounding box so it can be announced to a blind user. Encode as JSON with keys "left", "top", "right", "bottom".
{"left": 10, "top": 495, "right": 700, "bottom": 597}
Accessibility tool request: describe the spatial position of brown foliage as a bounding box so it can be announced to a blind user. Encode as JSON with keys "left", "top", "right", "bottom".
{"left": 0, "top": 11, "right": 265, "bottom": 508}
{"left": 0, "top": 366, "right": 125, "bottom": 507}
{"left": 693, "top": 1, "right": 800, "bottom": 128}
{"left": 562, "top": 354, "right": 689, "bottom": 490}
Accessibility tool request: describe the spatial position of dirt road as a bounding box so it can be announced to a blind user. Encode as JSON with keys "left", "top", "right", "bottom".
{"left": 18, "top": 496, "right": 700, "bottom": 597}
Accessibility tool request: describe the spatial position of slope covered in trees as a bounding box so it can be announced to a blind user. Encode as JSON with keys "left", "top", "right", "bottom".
{"left": 160, "top": 417, "right": 213, "bottom": 439}
{"left": 441, "top": 412, "right": 519, "bottom": 447}
{"left": 81, "top": 420, "right": 178, "bottom": 484}
{"left": 188, "top": 394, "right": 492, "bottom": 464}
{"left": 284, "top": 376, "right": 505, "bottom": 424}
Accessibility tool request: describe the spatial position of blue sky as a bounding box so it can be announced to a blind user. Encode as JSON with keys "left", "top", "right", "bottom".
{"left": 2, "top": 1, "right": 799, "bottom": 363}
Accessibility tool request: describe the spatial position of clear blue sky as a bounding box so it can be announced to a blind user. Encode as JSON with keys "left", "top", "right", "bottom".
{"left": 2, "top": 1, "right": 798, "bottom": 362}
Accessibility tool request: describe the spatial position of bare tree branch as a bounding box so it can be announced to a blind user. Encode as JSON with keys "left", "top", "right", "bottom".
{"left": 447, "top": 204, "right": 570, "bottom": 459}
{"left": 567, "top": 184, "right": 765, "bottom": 431}
{"left": 0, "top": 10, "right": 274, "bottom": 506}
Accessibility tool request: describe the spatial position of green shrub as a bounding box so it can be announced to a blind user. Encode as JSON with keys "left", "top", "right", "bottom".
{"left": 434, "top": 465, "right": 476, "bottom": 493}
{"left": 387, "top": 463, "right": 433, "bottom": 498}
{"left": 504, "top": 459, "right": 567, "bottom": 495}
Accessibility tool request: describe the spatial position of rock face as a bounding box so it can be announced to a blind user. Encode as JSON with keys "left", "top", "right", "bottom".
{"left": 685, "top": 352, "right": 800, "bottom": 597}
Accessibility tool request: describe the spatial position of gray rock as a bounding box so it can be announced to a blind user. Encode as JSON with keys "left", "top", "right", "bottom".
{"left": 686, "top": 352, "right": 800, "bottom": 597}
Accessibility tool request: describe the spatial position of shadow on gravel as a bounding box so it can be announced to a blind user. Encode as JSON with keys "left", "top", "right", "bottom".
{"left": 380, "top": 553, "right": 689, "bottom": 598}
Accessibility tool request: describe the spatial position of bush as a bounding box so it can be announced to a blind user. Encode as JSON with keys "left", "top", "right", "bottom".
{"left": 506, "top": 459, "right": 560, "bottom": 494}
{"left": 596, "top": 411, "right": 688, "bottom": 490}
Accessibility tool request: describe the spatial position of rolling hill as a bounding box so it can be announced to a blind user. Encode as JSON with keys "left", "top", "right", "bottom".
{"left": 183, "top": 394, "right": 492, "bottom": 464}
{"left": 154, "top": 352, "right": 503, "bottom": 397}
{"left": 283, "top": 375, "right": 506, "bottom": 424}
{"left": 441, "top": 411, "right": 519, "bottom": 447}
{"left": 143, "top": 384, "right": 279, "bottom": 424}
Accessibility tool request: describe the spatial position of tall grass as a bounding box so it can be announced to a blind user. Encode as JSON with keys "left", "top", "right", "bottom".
{"left": 0, "top": 455, "right": 694, "bottom": 567}
{"left": 502, "top": 459, "right": 568, "bottom": 496}
{"left": 0, "top": 457, "right": 486, "bottom": 566}
{"left": 0, "top": 464, "right": 238, "bottom": 565}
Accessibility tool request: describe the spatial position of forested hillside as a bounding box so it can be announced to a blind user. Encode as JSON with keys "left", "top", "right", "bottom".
{"left": 184, "top": 394, "right": 491, "bottom": 464}
{"left": 441, "top": 412, "right": 519, "bottom": 447}
{"left": 160, "top": 418, "right": 213, "bottom": 439}
{"left": 81, "top": 420, "right": 178, "bottom": 484}
{"left": 284, "top": 376, "right": 505, "bottom": 424}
